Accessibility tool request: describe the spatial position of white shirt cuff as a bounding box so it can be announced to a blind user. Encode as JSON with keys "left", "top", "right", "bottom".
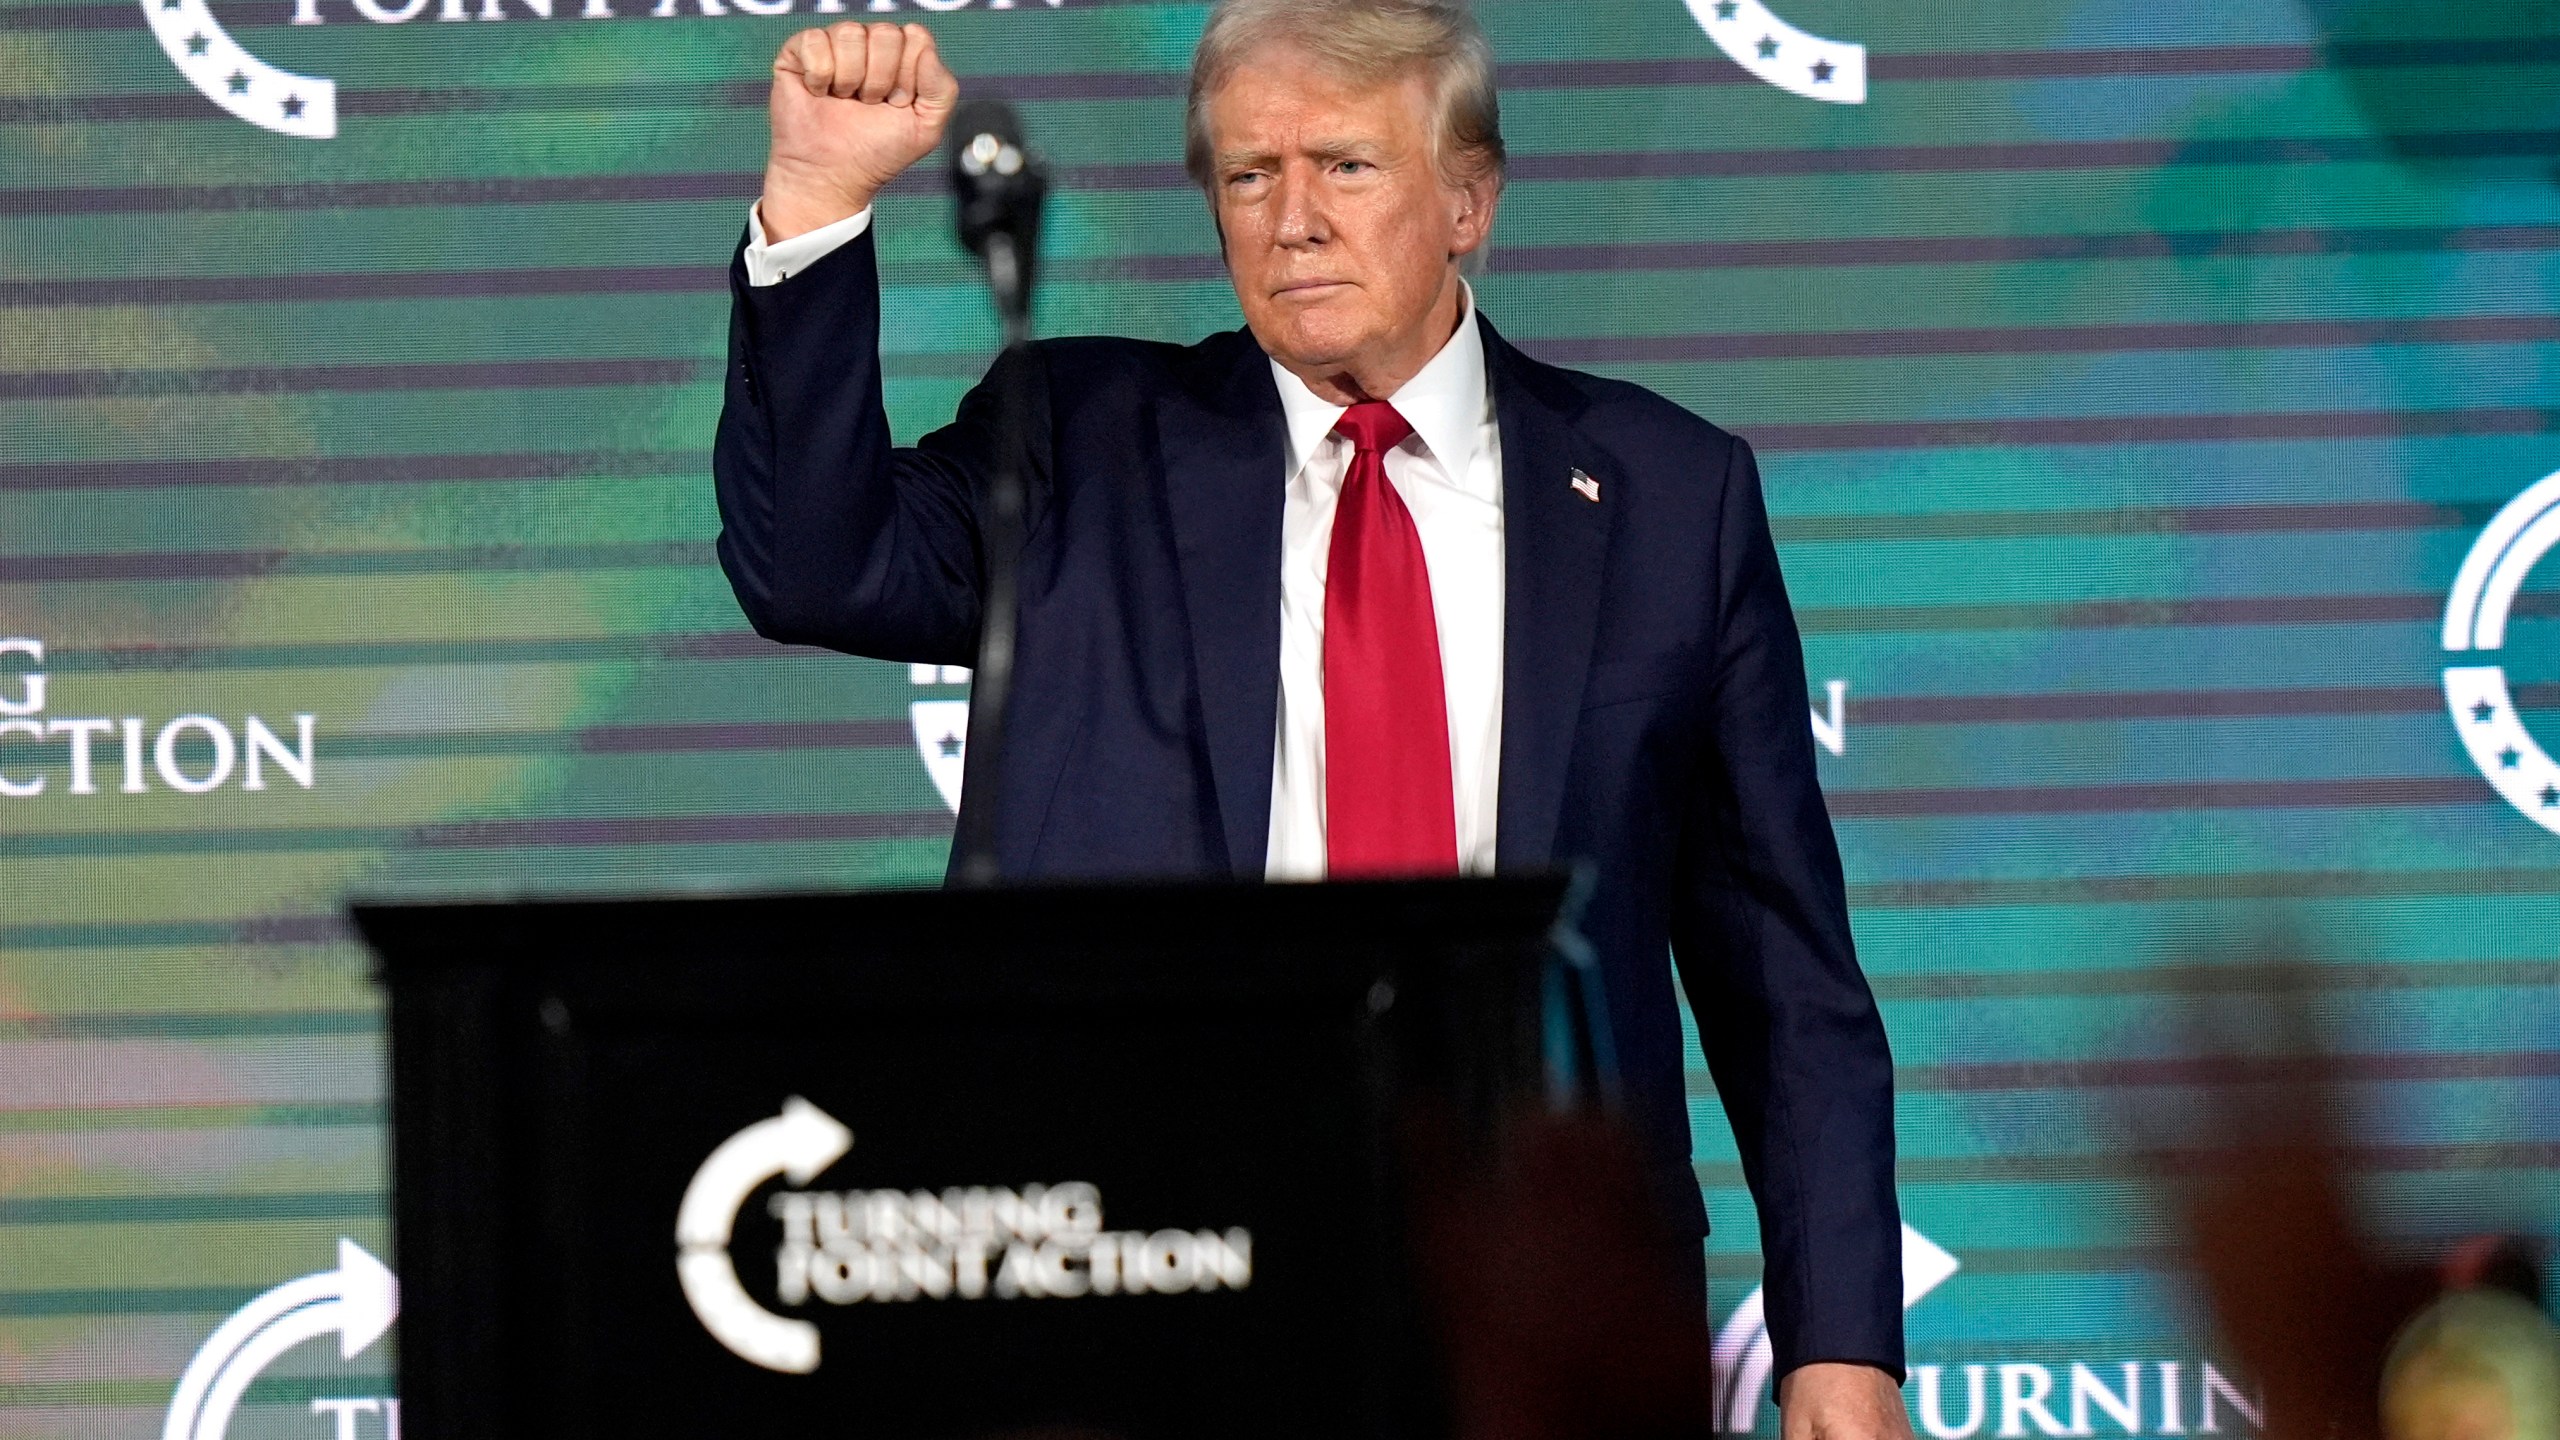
{"left": 743, "top": 201, "right": 875, "bottom": 287}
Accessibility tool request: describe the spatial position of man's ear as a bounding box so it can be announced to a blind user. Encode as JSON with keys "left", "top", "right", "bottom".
{"left": 1446, "top": 175, "right": 1503, "bottom": 258}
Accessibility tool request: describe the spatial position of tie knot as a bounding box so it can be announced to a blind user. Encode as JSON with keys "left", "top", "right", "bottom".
{"left": 1332, "top": 400, "right": 1415, "bottom": 456}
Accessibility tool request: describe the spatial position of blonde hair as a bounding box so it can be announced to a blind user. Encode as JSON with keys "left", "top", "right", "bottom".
{"left": 1184, "top": 0, "right": 1507, "bottom": 193}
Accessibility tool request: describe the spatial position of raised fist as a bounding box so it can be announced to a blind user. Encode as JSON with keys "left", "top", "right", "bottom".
{"left": 762, "top": 21, "right": 959, "bottom": 242}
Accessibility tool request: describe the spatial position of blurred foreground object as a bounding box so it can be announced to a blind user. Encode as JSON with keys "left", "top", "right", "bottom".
{"left": 2181, "top": 1089, "right": 2435, "bottom": 1440}
{"left": 2442, "top": 1237, "right": 2552, "bottom": 1309}
{"left": 2381, "top": 1289, "right": 2560, "bottom": 1440}
{"left": 1413, "top": 1110, "right": 1713, "bottom": 1440}
{"left": 2175, "top": 960, "right": 2553, "bottom": 1440}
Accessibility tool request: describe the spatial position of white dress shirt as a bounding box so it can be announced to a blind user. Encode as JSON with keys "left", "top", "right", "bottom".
{"left": 742, "top": 207, "right": 1507, "bottom": 878}
{"left": 1264, "top": 294, "right": 1505, "bottom": 879}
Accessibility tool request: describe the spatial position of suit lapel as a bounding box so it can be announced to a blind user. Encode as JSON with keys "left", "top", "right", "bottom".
{"left": 1487, "top": 318, "right": 1609, "bottom": 869}
{"left": 1156, "top": 333, "right": 1290, "bottom": 877}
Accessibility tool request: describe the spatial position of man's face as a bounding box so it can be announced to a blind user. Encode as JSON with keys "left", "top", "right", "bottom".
{"left": 1203, "top": 46, "right": 1496, "bottom": 391}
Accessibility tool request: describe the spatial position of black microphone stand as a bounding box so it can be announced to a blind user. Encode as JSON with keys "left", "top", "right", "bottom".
{"left": 947, "top": 105, "right": 1047, "bottom": 887}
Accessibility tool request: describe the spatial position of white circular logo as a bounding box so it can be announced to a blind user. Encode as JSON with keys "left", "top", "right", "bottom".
{"left": 676, "top": 1097, "right": 853, "bottom": 1374}
{"left": 140, "top": 0, "right": 335, "bottom": 139}
{"left": 2443, "top": 468, "right": 2560, "bottom": 836}
{"left": 1681, "top": 0, "right": 1868, "bottom": 104}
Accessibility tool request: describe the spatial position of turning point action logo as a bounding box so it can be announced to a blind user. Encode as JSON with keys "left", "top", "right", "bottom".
{"left": 1716, "top": 1231, "right": 2269, "bottom": 1438}
{"left": 151, "top": 0, "right": 1867, "bottom": 141}
{"left": 2445, "top": 468, "right": 2560, "bottom": 836}
{"left": 676, "top": 1097, "right": 1255, "bottom": 1374}
{"left": 0, "top": 640, "right": 320, "bottom": 801}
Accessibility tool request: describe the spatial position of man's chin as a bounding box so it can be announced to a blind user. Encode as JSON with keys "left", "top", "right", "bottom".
{"left": 1251, "top": 321, "right": 1370, "bottom": 375}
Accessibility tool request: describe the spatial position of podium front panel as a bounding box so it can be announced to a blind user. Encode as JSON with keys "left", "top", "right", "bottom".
{"left": 361, "top": 876, "right": 1572, "bottom": 1440}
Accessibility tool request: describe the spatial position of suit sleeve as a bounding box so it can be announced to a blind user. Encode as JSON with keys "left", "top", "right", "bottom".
{"left": 712, "top": 224, "right": 1051, "bottom": 665}
{"left": 1667, "top": 435, "right": 1905, "bottom": 1383}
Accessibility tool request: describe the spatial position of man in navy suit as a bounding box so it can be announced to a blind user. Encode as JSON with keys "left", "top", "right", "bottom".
{"left": 715, "top": 4, "right": 1909, "bottom": 1434}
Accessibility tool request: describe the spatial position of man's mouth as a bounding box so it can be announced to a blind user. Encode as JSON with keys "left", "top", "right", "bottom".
{"left": 1274, "top": 279, "right": 1351, "bottom": 298}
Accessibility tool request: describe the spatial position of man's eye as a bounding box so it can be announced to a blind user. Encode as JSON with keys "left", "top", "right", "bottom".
{"left": 1335, "top": 160, "right": 1370, "bottom": 175}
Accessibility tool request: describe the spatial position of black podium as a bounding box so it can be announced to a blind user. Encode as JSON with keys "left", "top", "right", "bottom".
{"left": 358, "top": 876, "right": 1608, "bottom": 1440}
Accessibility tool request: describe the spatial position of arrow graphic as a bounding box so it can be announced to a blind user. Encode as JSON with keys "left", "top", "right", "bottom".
{"left": 1711, "top": 1225, "right": 1958, "bottom": 1432}
{"left": 163, "top": 1239, "right": 397, "bottom": 1440}
{"left": 677, "top": 1096, "right": 853, "bottom": 1374}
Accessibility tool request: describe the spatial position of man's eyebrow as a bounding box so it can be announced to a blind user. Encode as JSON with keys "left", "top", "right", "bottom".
{"left": 1306, "top": 139, "right": 1389, "bottom": 163}
{"left": 1213, "top": 139, "right": 1391, "bottom": 173}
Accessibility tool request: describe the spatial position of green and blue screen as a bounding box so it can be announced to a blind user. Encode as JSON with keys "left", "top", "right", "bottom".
{"left": 2, "top": 0, "right": 2555, "bottom": 1433}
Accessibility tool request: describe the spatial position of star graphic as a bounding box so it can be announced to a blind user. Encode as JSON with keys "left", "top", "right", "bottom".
{"left": 160, "top": 0, "right": 181, "bottom": 10}
{"left": 1811, "top": 57, "right": 1836, "bottom": 82}
{"left": 226, "top": 70, "right": 247, "bottom": 94}
{"left": 1756, "top": 34, "right": 1780, "bottom": 59}
{"left": 2471, "top": 699, "right": 2496, "bottom": 723}
{"left": 2542, "top": 785, "right": 2559, "bottom": 808}
{"left": 938, "top": 733, "right": 962, "bottom": 759}
{"left": 282, "top": 94, "right": 303, "bottom": 118}
{"left": 2499, "top": 746, "right": 2521, "bottom": 769}
{"left": 185, "top": 31, "right": 207, "bottom": 53}
{"left": 1713, "top": 0, "right": 1737, "bottom": 17}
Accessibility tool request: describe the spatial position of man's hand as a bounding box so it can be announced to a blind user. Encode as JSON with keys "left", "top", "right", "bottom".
{"left": 762, "top": 21, "right": 959, "bottom": 242}
{"left": 1781, "top": 1362, "right": 1917, "bottom": 1440}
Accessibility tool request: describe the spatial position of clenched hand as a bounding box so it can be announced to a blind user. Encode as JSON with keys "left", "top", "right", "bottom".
{"left": 761, "top": 21, "right": 959, "bottom": 242}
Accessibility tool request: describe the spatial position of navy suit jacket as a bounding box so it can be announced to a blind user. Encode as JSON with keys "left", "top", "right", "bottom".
{"left": 713, "top": 228, "right": 1904, "bottom": 1380}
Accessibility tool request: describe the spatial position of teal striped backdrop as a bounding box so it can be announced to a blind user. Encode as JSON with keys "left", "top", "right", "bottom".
{"left": 2, "top": 0, "right": 2555, "bottom": 1433}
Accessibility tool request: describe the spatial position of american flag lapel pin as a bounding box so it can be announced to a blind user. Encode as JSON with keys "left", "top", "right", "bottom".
{"left": 1569, "top": 468, "right": 1601, "bottom": 503}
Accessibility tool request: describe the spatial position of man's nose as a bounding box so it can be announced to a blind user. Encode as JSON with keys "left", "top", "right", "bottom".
{"left": 1272, "top": 167, "right": 1328, "bottom": 248}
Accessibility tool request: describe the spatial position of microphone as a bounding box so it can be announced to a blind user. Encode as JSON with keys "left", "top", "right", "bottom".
{"left": 944, "top": 99, "right": 1048, "bottom": 887}
{"left": 946, "top": 99, "right": 1048, "bottom": 342}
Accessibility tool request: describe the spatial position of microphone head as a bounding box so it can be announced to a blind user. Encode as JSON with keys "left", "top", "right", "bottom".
{"left": 948, "top": 98, "right": 1029, "bottom": 183}
{"left": 947, "top": 98, "right": 1049, "bottom": 296}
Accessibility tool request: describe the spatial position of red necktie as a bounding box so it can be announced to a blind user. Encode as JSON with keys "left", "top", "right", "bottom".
{"left": 1323, "top": 401, "right": 1459, "bottom": 877}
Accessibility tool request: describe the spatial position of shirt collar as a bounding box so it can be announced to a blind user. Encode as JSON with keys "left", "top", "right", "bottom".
{"left": 1269, "top": 281, "right": 1488, "bottom": 488}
